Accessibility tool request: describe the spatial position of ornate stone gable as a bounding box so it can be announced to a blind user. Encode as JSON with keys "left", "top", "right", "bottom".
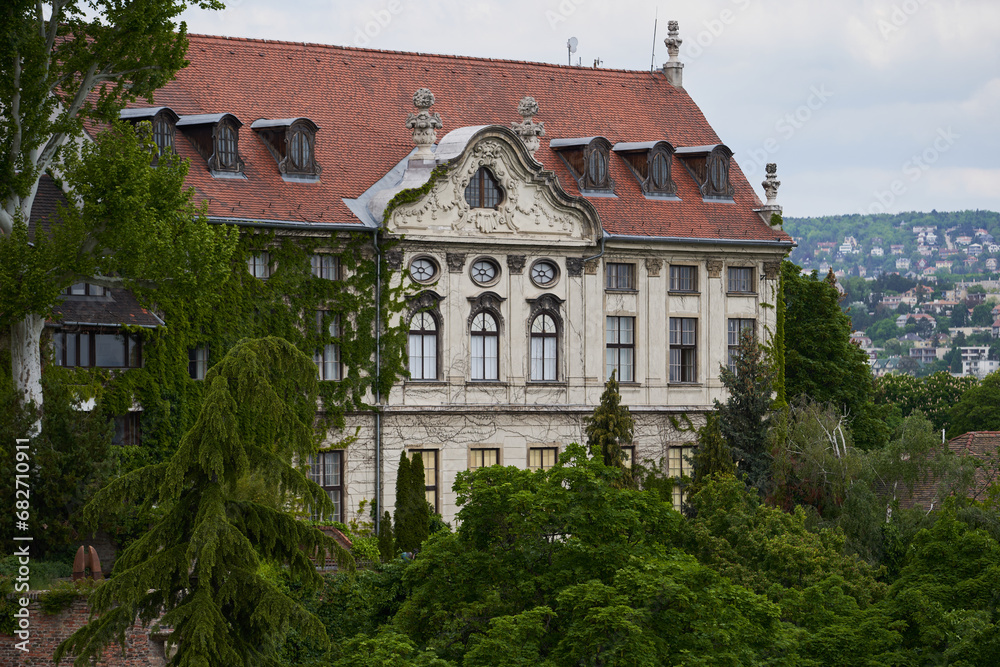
{"left": 387, "top": 127, "right": 601, "bottom": 246}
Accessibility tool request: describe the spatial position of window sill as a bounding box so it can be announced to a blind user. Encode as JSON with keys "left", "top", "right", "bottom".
{"left": 404, "top": 379, "right": 446, "bottom": 385}
{"left": 617, "top": 381, "right": 642, "bottom": 387}
{"left": 668, "top": 381, "right": 703, "bottom": 387}
{"left": 726, "top": 291, "right": 758, "bottom": 297}
{"left": 668, "top": 290, "right": 700, "bottom": 296}
{"left": 605, "top": 288, "right": 638, "bottom": 294}
{"left": 526, "top": 381, "right": 567, "bottom": 387}
{"left": 466, "top": 381, "right": 507, "bottom": 386}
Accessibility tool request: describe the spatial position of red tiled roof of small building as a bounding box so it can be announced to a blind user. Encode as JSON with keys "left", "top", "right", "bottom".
{"left": 123, "top": 33, "right": 790, "bottom": 244}
{"left": 903, "top": 431, "right": 1000, "bottom": 510}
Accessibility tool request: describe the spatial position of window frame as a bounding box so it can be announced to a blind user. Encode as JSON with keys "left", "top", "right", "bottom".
{"left": 529, "top": 259, "right": 560, "bottom": 288}
{"left": 605, "top": 262, "right": 636, "bottom": 291}
{"left": 470, "top": 257, "right": 501, "bottom": 287}
{"left": 410, "top": 449, "right": 439, "bottom": 513}
{"left": 470, "top": 311, "right": 500, "bottom": 381}
{"left": 470, "top": 448, "right": 500, "bottom": 470}
{"left": 669, "top": 317, "right": 697, "bottom": 383}
{"left": 727, "top": 318, "right": 756, "bottom": 373}
{"left": 248, "top": 252, "right": 271, "bottom": 279}
{"left": 408, "top": 256, "right": 439, "bottom": 284}
{"left": 667, "top": 446, "right": 694, "bottom": 511}
{"left": 112, "top": 412, "right": 142, "bottom": 447}
{"left": 669, "top": 265, "right": 698, "bottom": 293}
{"left": 606, "top": 315, "right": 635, "bottom": 383}
{"left": 314, "top": 312, "right": 341, "bottom": 381}
{"left": 310, "top": 254, "right": 340, "bottom": 280}
{"left": 53, "top": 330, "right": 143, "bottom": 369}
{"left": 188, "top": 345, "right": 209, "bottom": 380}
{"left": 307, "top": 450, "right": 344, "bottom": 523}
{"left": 528, "top": 447, "right": 558, "bottom": 471}
{"left": 727, "top": 266, "right": 755, "bottom": 294}
{"left": 214, "top": 120, "right": 239, "bottom": 172}
{"left": 408, "top": 311, "right": 439, "bottom": 381}
{"left": 529, "top": 312, "right": 559, "bottom": 382}
{"left": 464, "top": 166, "right": 504, "bottom": 209}
{"left": 152, "top": 111, "right": 175, "bottom": 157}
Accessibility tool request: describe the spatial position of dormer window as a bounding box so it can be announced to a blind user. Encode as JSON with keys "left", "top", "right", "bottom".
{"left": 550, "top": 136, "right": 615, "bottom": 194}
{"left": 251, "top": 118, "right": 321, "bottom": 180}
{"left": 675, "top": 144, "right": 735, "bottom": 200}
{"left": 119, "top": 107, "right": 179, "bottom": 160}
{"left": 613, "top": 141, "right": 678, "bottom": 197}
{"left": 464, "top": 167, "right": 503, "bottom": 208}
{"left": 175, "top": 113, "right": 246, "bottom": 177}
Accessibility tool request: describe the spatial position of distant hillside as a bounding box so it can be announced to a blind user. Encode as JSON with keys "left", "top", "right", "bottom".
{"left": 783, "top": 210, "right": 1000, "bottom": 278}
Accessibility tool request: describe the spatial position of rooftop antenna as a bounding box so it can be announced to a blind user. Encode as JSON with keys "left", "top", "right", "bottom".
{"left": 567, "top": 37, "right": 578, "bottom": 66}
{"left": 650, "top": 8, "right": 658, "bottom": 72}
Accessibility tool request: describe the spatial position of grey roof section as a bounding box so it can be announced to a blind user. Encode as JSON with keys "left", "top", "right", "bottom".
{"left": 119, "top": 107, "right": 171, "bottom": 120}
{"left": 176, "top": 113, "right": 241, "bottom": 127}
{"left": 250, "top": 117, "right": 320, "bottom": 130}
{"left": 343, "top": 151, "right": 417, "bottom": 227}
{"left": 674, "top": 144, "right": 723, "bottom": 155}
{"left": 549, "top": 136, "right": 601, "bottom": 149}
{"left": 434, "top": 125, "right": 490, "bottom": 163}
{"left": 613, "top": 141, "right": 668, "bottom": 152}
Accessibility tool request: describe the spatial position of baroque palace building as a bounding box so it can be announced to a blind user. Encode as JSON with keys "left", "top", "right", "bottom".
{"left": 101, "top": 23, "right": 791, "bottom": 524}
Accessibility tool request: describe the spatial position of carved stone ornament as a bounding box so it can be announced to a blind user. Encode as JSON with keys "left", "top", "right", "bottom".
{"left": 467, "top": 291, "right": 506, "bottom": 327}
{"left": 664, "top": 20, "right": 682, "bottom": 60}
{"left": 763, "top": 260, "right": 781, "bottom": 280}
{"left": 511, "top": 96, "right": 546, "bottom": 158}
{"left": 384, "top": 250, "right": 403, "bottom": 270}
{"left": 506, "top": 255, "right": 526, "bottom": 274}
{"left": 566, "top": 257, "right": 584, "bottom": 277}
{"left": 584, "top": 259, "right": 599, "bottom": 275}
{"left": 446, "top": 252, "right": 467, "bottom": 273}
{"left": 406, "top": 290, "right": 444, "bottom": 319}
{"left": 706, "top": 259, "right": 724, "bottom": 278}
{"left": 645, "top": 257, "right": 663, "bottom": 277}
{"left": 526, "top": 293, "right": 565, "bottom": 333}
{"left": 762, "top": 163, "right": 781, "bottom": 206}
{"left": 405, "top": 88, "right": 443, "bottom": 160}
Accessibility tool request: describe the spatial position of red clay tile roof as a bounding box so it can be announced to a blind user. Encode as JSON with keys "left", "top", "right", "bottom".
{"left": 904, "top": 431, "right": 1000, "bottom": 509}
{"left": 120, "top": 34, "right": 790, "bottom": 244}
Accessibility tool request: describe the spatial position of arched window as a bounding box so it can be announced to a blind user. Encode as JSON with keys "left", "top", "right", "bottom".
{"left": 470, "top": 311, "right": 499, "bottom": 381}
{"left": 216, "top": 123, "right": 238, "bottom": 170}
{"left": 587, "top": 148, "right": 608, "bottom": 187}
{"left": 408, "top": 312, "right": 438, "bottom": 380}
{"left": 464, "top": 167, "right": 503, "bottom": 209}
{"left": 650, "top": 151, "right": 670, "bottom": 190}
{"left": 152, "top": 115, "right": 174, "bottom": 156}
{"left": 530, "top": 313, "right": 557, "bottom": 381}
{"left": 289, "top": 126, "right": 313, "bottom": 171}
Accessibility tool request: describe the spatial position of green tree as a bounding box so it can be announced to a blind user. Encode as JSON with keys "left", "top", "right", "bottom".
{"left": 585, "top": 371, "right": 634, "bottom": 473}
{"left": 716, "top": 328, "right": 774, "bottom": 494}
{"left": 56, "top": 337, "right": 350, "bottom": 666}
{"left": 1, "top": 0, "right": 227, "bottom": 414}
{"left": 378, "top": 511, "right": 395, "bottom": 562}
{"left": 394, "top": 452, "right": 429, "bottom": 553}
{"left": 950, "top": 371, "right": 1000, "bottom": 437}
{"left": 688, "top": 412, "right": 735, "bottom": 498}
{"left": 972, "top": 303, "right": 993, "bottom": 327}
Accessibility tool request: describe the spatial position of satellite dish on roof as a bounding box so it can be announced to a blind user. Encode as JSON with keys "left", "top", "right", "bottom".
{"left": 567, "top": 37, "right": 578, "bottom": 66}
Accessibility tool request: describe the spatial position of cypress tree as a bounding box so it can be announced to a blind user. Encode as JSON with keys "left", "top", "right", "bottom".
{"left": 394, "top": 452, "right": 414, "bottom": 552}
{"left": 688, "top": 413, "right": 736, "bottom": 497}
{"left": 585, "top": 371, "right": 635, "bottom": 472}
{"left": 56, "top": 337, "right": 350, "bottom": 666}
{"left": 409, "top": 452, "right": 431, "bottom": 548}
{"left": 378, "top": 511, "right": 395, "bottom": 562}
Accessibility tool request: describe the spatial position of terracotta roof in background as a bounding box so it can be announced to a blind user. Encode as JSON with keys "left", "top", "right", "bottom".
{"left": 120, "top": 33, "right": 790, "bottom": 244}
{"left": 904, "top": 431, "right": 1000, "bottom": 510}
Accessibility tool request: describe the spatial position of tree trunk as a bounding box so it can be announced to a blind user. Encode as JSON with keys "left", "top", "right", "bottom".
{"left": 11, "top": 313, "right": 45, "bottom": 434}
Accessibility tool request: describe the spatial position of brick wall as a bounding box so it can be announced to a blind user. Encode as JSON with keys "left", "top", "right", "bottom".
{"left": 1, "top": 596, "right": 168, "bottom": 666}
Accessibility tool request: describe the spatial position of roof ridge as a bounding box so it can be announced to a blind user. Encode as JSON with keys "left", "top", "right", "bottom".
{"left": 187, "top": 32, "right": 665, "bottom": 77}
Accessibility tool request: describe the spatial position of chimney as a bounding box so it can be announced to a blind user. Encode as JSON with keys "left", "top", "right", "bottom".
{"left": 662, "top": 21, "right": 684, "bottom": 88}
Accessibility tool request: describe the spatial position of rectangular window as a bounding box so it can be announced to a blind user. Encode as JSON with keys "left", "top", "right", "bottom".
{"left": 727, "top": 318, "right": 756, "bottom": 373}
{"left": 727, "top": 266, "right": 754, "bottom": 293}
{"left": 605, "top": 262, "right": 636, "bottom": 290}
{"left": 606, "top": 316, "right": 635, "bottom": 382}
{"left": 53, "top": 331, "right": 140, "bottom": 369}
{"left": 248, "top": 252, "right": 271, "bottom": 279}
{"left": 621, "top": 445, "right": 635, "bottom": 469}
{"left": 669, "top": 265, "right": 697, "bottom": 292}
{"left": 189, "top": 346, "right": 209, "bottom": 380}
{"left": 528, "top": 447, "right": 558, "bottom": 471}
{"left": 411, "top": 449, "right": 438, "bottom": 513}
{"left": 669, "top": 318, "right": 697, "bottom": 383}
{"left": 668, "top": 446, "right": 694, "bottom": 511}
{"left": 315, "top": 312, "right": 341, "bottom": 381}
{"left": 308, "top": 451, "right": 343, "bottom": 523}
{"left": 112, "top": 412, "right": 142, "bottom": 447}
{"left": 470, "top": 448, "right": 500, "bottom": 470}
{"left": 311, "top": 254, "right": 340, "bottom": 280}
{"left": 64, "top": 282, "right": 104, "bottom": 296}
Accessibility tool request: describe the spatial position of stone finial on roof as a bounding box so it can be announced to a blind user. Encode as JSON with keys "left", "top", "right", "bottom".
{"left": 511, "top": 96, "right": 545, "bottom": 158}
{"left": 662, "top": 21, "right": 684, "bottom": 88}
{"left": 763, "top": 163, "right": 781, "bottom": 206}
{"left": 406, "top": 88, "right": 443, "bottom": 160}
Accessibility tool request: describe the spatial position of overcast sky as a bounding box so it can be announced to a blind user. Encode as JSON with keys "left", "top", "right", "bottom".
{"left": 176, "top": 0, "right": 1000, "bottom": 218}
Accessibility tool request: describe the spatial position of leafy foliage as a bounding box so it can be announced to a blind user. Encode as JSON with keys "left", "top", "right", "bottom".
{"left": 949, "top": 371, "right": 1000, "bottom": 437}
{"left": 874, "top": 371, "right": 977, "bottom": 434}
{"left": 56, "top": 338, "right": 352, "bottom": 667}
{"left": 394, "top": 453, "right": 430, "bottom": 554}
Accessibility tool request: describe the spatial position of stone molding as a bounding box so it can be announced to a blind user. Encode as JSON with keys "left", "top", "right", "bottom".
{"left": 506, "top": 255, "right": 526, "bottom": 274}
{"left": 645, "top": 257, "right": 663, "bottom": 277}
{"left": 446, "top": 252, "right": 466, "bottom": 273}
{"left": 706, "top": 259, "right": 724, "bottom": 278}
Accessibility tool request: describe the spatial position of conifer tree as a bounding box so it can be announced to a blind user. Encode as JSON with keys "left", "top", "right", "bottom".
{"left": 409, "top": 453, "right": 431, "bottom": 548}
{"left": 378, "top": 511, "right": 395, "bottom": 562}
{"left": 394, "top": 452, "right": 415, "bottom": 552}
{"left": 586, "top": 371, "right": 635, "bottom": 471}
{"left": 689, "top": 413, "right": 736, "bottom": 497}
{"left": 55, "top": 337, "right": 349, "bottom": 666}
